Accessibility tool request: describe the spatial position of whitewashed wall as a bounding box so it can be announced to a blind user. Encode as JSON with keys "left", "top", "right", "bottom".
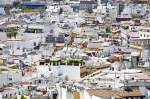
{"left": 51, "top": 65, "right": 80, "bottom": 81}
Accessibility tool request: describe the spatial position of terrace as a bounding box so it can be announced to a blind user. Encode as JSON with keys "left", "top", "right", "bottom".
{"left": 49, "top": 58, "right": 85, "bottom": 66}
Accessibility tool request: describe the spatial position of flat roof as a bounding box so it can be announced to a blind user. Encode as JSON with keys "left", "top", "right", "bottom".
{"left": 87, "top": 89, "right": 144, "bottom": 98}
{"left": 27, "top": 24, "right": 44, "bottom": 29}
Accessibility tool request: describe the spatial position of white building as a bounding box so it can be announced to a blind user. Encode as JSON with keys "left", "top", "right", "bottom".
{"left": 0, "top": 0, "right": 18, "bottom": 5}
{"left": 51, "top": 65, "right": 81, "bottom": 81}
{"left": 138, "top": 27, "right": 150, "bottom": 39}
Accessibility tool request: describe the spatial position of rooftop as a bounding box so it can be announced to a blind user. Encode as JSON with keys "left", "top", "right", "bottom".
{"left": 87, "top": 89, "right": 144, "bottom": 98}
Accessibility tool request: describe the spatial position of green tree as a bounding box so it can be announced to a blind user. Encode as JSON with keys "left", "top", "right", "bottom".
{"left": 13, "top": 1, "right": 21, "bottom": 8}
{"left": 6, "top": 27, "right": 18, "bottom": 38}
{"left": 106, "top": 27, "right": 111, "bottom": 33}
{"left": 86, "top": 8, "right": 93, "bottom": 14}
{"left": 13, "top": 97, "right": 17, "bottom": 99}
{"left": 21, "top": 95, "right": 27, "bottom": 99}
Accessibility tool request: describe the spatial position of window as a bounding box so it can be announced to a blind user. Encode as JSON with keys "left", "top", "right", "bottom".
{"left": 33, "top": 42, "right": 36, "bottom": 46}
{"left": 10, "top": 94, "right": 12, "bottom": 97}
{"left": 38, "top": 80, "right": 41, "bottom": 84}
